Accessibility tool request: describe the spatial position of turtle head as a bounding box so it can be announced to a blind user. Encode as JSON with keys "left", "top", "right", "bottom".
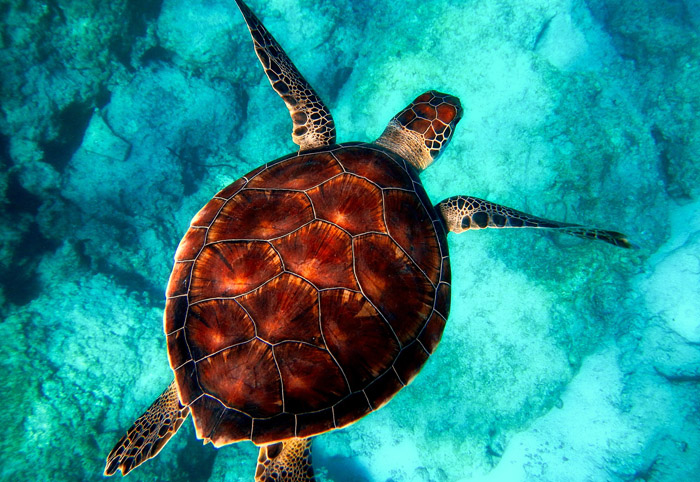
{"left": 375, "top": 90, "right": 463, "bottom": 171}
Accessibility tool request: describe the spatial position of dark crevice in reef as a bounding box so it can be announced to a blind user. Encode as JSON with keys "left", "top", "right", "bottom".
{"left": 45, "top": 0, "right": 67, "bottom": 24}
{"left": 533, "top": 14, "right": 556, "bottom": 50}
{"left": 40, "top": 100, "right": 94, "bottom": 173}
{"left": 238, "top": 88, "right": 250, "bottom": 126}
{"left": 2, "top": 223, "right": 60, "bottom": 307}
{"left": 111, "top": 0, "right": 165, "bottom": 70}
{"left": 6, "top": 172, "right": 42, "bottom": 216}
{"left": 317, "top": 453, "right": 373, "bottom": 482}
{"left": 72, "top": 240, "right": 94, "bottom": 270}
{"left": 93, "top": 257, "right": 164, "bottom": 307}
{"left": 586, "top": 0, "right": 695, "bottom": 66}
{"left": 2, "top": 173, "right": 61, "bottom": 306}
{"left": 109, "top": 36, "right": 136, "bottom": 73}
{"left": 330, "top": 65, "right": 353, "bottom": 104}
{"left": 127, "top": 0, "right": 164, "bottom": 38}
{"left": 96, "top": 84, "right": 112, "bottom": 109}
{"left": 140, "top": 45, "right": 175, "bottom": 66}
{"left": 173, "top": 145, "right": 211, "bottom": 197}
{"left": 0, "top": 133, "right": 11, "bottom": 166}
{"left": 651, "top": 124, "right": 691, "bottom": 201}
{"left": 177, "top": 435, "right": 218, "bottom": 482}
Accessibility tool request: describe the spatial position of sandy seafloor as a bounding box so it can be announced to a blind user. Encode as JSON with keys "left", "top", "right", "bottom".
{"left": 1, "top": 0, "right": 699, "bottom": 481}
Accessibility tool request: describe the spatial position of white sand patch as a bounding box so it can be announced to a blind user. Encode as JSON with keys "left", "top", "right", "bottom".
{"left": 536, "top": 11, "right": 590, "bottom": 70}
{"left": 534, "top": 1, "right": 618, "bottom": 72}
{"left": 471, "top": 346, "right": 638, "bottom": 482}
{"left": 642, "top": 200, "right": 700, "bottom": 343}
{"left": 316, "top": 413, "right": 435, "bottom": 482}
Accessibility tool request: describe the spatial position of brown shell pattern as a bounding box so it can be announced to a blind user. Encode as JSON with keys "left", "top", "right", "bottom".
{"left": 164, "top": 143, "right": 451, "bottom": 447}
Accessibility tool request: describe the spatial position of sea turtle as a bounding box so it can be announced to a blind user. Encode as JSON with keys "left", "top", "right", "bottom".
{"left": 104, "top": 1, "right": 632, "bottom": 480}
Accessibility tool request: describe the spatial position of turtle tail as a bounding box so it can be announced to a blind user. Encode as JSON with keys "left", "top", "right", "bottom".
{"left": 104, "top": 380, "right": 190, "bottom": 476}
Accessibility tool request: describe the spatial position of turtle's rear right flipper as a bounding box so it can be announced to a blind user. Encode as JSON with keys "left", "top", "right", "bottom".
{"left": 104, "top": 381, "right": 190, "bottom": 476}
{"left": 255, "top": 438, "right": 315, "bottom": 482}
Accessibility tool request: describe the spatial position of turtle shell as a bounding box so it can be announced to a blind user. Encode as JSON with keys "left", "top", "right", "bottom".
{"left": 164, "top": 143, "right": 451, "bottom": 447}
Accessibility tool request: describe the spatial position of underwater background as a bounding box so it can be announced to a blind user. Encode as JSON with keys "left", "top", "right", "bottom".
{"left": 1, "top": 0, "right": 699, "bottom": 480}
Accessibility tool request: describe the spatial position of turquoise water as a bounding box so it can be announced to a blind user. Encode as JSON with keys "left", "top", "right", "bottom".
{"left": 1, "top": 0, "right": 699, "bottom": 481}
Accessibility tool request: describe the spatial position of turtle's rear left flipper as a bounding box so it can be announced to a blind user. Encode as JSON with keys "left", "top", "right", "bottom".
{"left": 104, "top": 381, "right": 190, "bottom": 476}
{"left": 437, "top": 195, "right": 635, "bottom": 249}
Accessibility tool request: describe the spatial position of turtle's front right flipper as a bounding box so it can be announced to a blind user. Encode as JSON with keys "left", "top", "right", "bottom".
{"left": 437, "top": 195, "right": 634, "bottom": 249}
{"left": 104, "top": 381, "right": 190, "bottom": 476}
{"left": 234, "top": 0, "right": 336, "bottom": 151}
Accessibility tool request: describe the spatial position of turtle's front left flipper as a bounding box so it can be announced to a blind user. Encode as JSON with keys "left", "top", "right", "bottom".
{"left": 234, "top": 0, "right": 336, "bottom": 151}
{"left": 437, "top": 195, "right": 634, "bottom": 249}
{"left": 104, "top": 381, "right": 190, "bottom": 476}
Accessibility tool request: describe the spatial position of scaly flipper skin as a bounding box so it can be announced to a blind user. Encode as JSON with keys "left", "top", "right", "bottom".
{"left": 104, "top": 381, "right": 190, "bottom": 476}
{"left": 255, "top": 438, "right": 315, "bottom": 482}
{"left": 437, "top": 195, "right": 634, "bottom": 248}
{"left": 234, "top": 0, "right": 336, "bottom": 151}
